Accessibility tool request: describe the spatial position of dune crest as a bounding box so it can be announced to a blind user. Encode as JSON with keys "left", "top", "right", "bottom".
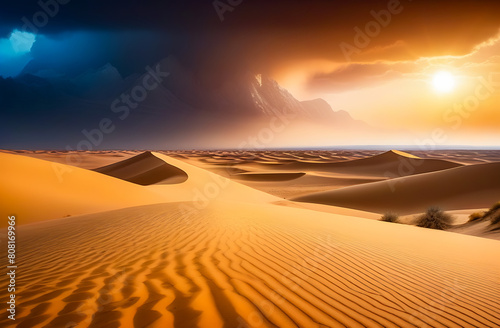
{"left": 278, "top": 150, "right": 462, "bottom": 178}
{"left": 0, "top": 151, "right": 280, "bottom": 227}
{"left": 95, "top": 151, "right": 188, "bottom": 185}
{"left": 0, "top": 152, "right": 167, "bottom": 227}
{"left": 385, "top": 149, "right": 420, "bottom": 159}
{"left": 146, "top": 152, "right": 279, "bottom": 204}
{"left": 292, "top": 162, "right": 500, "bottom": 215}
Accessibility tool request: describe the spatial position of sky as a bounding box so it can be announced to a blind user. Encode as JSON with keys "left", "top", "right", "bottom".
{"left": 1, "top": 0, "right": 500, "bottom": 148}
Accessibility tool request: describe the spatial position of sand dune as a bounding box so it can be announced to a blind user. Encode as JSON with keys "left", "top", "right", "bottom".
{"left": 231, "top": 173, "right": 386, "bottom": 199}
{"left": 145, "top": 152, "right": 279, "bottom": 205}
{"left": 232, "top": 172, "right": 306, "bottom": 181}
{"left": 293, "top": 162, "right": 500, "bottom": 215}
{"left": 281, "top": 150, "right": 463, "bottom": 178}
{"left": 1, "top": 201, "right": 499, "bottom": 327}
{"left": 172, "top": 150, "right": 464, "bottom": 200}
{"left": 451, "top": 218, "right": 500, "bottom": 240}
{"left": 189, "top": 150, "right": 460, "bottom": 177}
{"left": 227, "top": 172, "right": 345, "bottom": 199}
{"left": 0, "top": 151, "right": 278, "bottom": 227}
{"left": 407, "top": 149, "right": 500, "bottom": 165}
{"left": 451, "top": 204, "right": 500, "bottom": 240}
{"left": 0, "top": 152, "right": 167, "bottom": 227}
{"left": 0, "top": 149, "right": 139, "bottom": 169}
{"left": 95, "top": 151, "right": 188, "bottom": 185}
{"left": 2, "top": 149, "right": 500, "bottom": 327}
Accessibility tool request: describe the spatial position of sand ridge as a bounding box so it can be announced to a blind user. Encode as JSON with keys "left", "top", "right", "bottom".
{"left": 162, "top": 150, "right": 468, "bottom": 199}
{"left": 0, "top": 151, "right": 279, "bottom": 227}
{"left": 279, "top": 150, "right": 463, "bottom": 178}
{"left": 145, "top": 152, "right": 279, "bottom": 204}
{"left": 0, "top": 152, "right": 167, "bottom": 227}
{"left": 292, "top": 161, "right": 500, "bottom": 215}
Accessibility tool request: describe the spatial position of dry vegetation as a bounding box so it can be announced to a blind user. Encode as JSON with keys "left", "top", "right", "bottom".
{"left": 380, "top": 212, "right": 399, "bottom": 223}
{"left": 415, "top": 206, "right": 454, "bottom": 230}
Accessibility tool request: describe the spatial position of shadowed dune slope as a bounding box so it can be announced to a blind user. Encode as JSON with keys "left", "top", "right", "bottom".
{"left": 452, "top": 219, "right": 500, "bottom": 240}
{"left": 452, "top": 204, "right": 500, "bottom": 239}
{"left": 292, "top": 162, "right": 500, "bottom": 215}
{"left": 1, "top": 201, "right": 499, "bottom": 327}
{"left": 95, "top": 151, "right": 188, "bottom": 185}
{"left": 0, "top": 152, "right": 169, "bottom": 227}
{"left": 283, "top": 150, "right": 462, "bottom": 177}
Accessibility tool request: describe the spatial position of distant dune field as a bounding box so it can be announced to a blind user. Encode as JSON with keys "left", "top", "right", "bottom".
{"left": 1, "top": 149, "right": 499, "bottom": 327}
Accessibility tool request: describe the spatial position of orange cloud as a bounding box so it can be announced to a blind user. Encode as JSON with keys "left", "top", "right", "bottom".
{"left": 303, "top": 30, "right": 500, "bottom": 93}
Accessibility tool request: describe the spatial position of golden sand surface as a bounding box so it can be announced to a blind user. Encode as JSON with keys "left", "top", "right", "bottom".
{"left": 1, "top": 149, "right": 499, "bottom": 327}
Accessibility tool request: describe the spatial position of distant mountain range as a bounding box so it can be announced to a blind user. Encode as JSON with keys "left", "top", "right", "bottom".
{"left": 0, "top": 56, "right": 375, "bottom": 149}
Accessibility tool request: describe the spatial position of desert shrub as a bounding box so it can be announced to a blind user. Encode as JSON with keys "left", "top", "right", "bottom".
{"left": 468, "top": 212, "right": 485, "bottom": 222}
{"left": 416, "top": 206, "right": 453, "bottom": 230}
{"left": 485, "top": 202, "right": 500, "bottom": 225}
{"left": 380, "top": 212, "right": 399, "bottom": 223}
{"left": 484, "top": 201, "right": 500, "bottom": 215}
{"left": 489, "top": 201, "right": 500, "bottom": 211}
{"left": 490, "top": 211, "right": 500, "bottom": 225}
{"left": 484, "top": 201, "right": 500, "bottom": 224}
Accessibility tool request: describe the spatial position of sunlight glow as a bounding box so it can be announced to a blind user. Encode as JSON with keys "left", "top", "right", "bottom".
{"left": 432, "top": 71, "right": 455, "bottom": 93}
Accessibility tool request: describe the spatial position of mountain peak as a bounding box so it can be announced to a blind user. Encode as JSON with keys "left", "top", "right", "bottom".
{"left": 255, "top": 74, "right": 262, "bottom": 86}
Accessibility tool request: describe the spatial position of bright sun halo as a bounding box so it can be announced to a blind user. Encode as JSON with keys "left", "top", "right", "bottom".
{"left": 432, "top": 71, "right": 455, "bottom": 93}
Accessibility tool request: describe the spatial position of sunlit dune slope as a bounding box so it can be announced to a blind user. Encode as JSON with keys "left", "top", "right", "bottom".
{"left": 146, "top": 152, "right": 279, "bottom": 204}
{"left": 0, "top": 152, "right": 167, "bottom": 227}
{"left": 0, "top": 151, "right": 278, "bottom": 227}
{"left": 293, "top": 162, "right": 500, "bottom": 215}
{"left": 232, "top": 172, "right": 306, "bottom": 181}
{"left": 1, "top": 201, "right": 499, "bottom": 327}
{"left": 0, "top": 149, "right": 139, "bottom": 169}
{"left": 282, "top": 150, "right": 462, "bottom": 177}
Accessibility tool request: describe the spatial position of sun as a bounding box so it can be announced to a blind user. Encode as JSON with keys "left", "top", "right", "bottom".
{"left": 432, "top": 71, "right": 456, "bottom": 93}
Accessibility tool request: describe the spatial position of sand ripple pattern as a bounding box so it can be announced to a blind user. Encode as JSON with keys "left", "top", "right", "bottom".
{"left": 1, "top": 202, "right": 499, "bottom": 328}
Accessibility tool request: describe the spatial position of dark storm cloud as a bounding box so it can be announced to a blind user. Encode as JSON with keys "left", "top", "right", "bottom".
{"left": 0, "top": 0, "right": 212, "bottom": 32}
{"left": 2, "top": 0, "right": 500, "bottom": 74}
{"left": 27, "top": 30, "right": 173, "bottom": 76}
{"left": 2, "top": 0, "right": 500, "bottom": 149}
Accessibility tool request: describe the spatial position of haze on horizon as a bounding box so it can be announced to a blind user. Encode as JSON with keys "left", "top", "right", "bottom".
{"left": 1, "top": 0, "right": 499, "bottom": 149}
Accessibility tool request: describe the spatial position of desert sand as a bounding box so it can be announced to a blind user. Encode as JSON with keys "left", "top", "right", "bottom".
{"left": 0, "top": 152, "right": 166, "bottom": 227}
{"left": 1, "top": 149, "right": 500, "bottom": 327}
{"left": 292, "top": 161, "right": 500, "bottom": 215}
